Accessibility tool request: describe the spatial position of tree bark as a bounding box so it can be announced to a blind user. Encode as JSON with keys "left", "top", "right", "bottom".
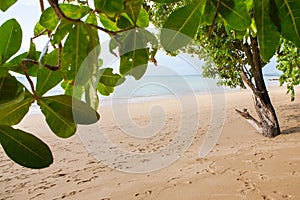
{"left": 237, "top": 36, "right": 281, "bottom": 138}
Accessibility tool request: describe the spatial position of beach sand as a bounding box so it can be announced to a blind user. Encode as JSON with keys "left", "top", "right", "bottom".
{"left": 1, "top": 86, "right": 299, "bottom": 200}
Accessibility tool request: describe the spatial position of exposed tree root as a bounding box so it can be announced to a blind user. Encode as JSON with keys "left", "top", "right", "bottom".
{"left": 235, "top": 108, "right": 263, "bottom": 134}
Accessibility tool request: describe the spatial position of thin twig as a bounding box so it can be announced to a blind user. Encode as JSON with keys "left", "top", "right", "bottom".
{"left": 22, "top": 58, "right": 59, "bottom": 71}
{"left": 58, "top": 42, "right": 62, "bottom": 69}
{"left": 21, "top": 59, "right": 37, "bottom": 99}
{"left": 47, "top": 0, "right": 136, "bottom": 36}
{"left": 31, "top": 30, "right": 48, "bottom": 40}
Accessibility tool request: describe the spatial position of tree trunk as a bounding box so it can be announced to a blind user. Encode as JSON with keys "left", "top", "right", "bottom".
{"left": 237, "top": 36, "right": 281, "bottom": 138}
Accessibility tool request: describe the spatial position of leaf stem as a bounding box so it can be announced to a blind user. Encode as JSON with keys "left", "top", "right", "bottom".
{"left": 21, "top": 59, "right": 38, "bottom": 99}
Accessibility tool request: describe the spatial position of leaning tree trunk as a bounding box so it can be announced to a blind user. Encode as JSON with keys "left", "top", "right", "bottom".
{"left": 236, "top": 36, "right": 281, "bottom": 138}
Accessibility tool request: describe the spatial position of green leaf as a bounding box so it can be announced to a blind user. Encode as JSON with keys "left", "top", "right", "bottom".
{"left": 34, "top": 21, "right": 47, "bottom": 37}
{"left": 59, "top": 4, "right": 91, "bottom": 19}
{"left": 99, "top": 13, "right": 120, "bottom": 31}
{"left": 62, "top": 24, "right": 89, "bottom": 79}
{"left": 254, "top": 0, "right": 280, "bottom": 62}
{"left": 161, "top": 0, "right": 206, "bottom": 52}
{"left": 99, "top": 68, "right": 125, "bottom": 87}
{"left": 140, "top": 28, "right": 158, "bottom": 59}
{"left": 38, "top": 97, "right": 76, "bottom": 138}
{"left": 27, "top": 41, "right": 38, "bottom": 61}
{"left": 4, "top": 52, "right": 39, "bottom": 77}
{"left": 274, "top": 0, "right": 300, "bottom": 47}
{"left": 0, "top": 74, "right": 24, "bottom": 104}
{"left": 126, "top": 0, "right": 142, "bottom": 24}
{"left": 39, "top": 7, "right": 58, "bottom": 30}
{"left": 85, "top": 16, "right": 100, "bottom": 54}
{"left": 0, "top": 90, "right": 34, "bottom": 126}
{"left": 0, "top": 0, "right": 17, "bottom": 11}
{"left": 117, "top": 14, "right": 134, "bottom": 29}
{"left": 38, "top": 95, "right": 99, "bottom": 138}
{"left": 200, "top": 1, "right": 217, "bottom": 25}
{"left": 136, "top": 8, "right": 149, "bottom": 28}
{"left": 120, "top": 29, "right": 148, "bottom": 53}
{"left": 36, "top": 68, "right": 63, "bottom": 97}
{"left": 0, "top": 19, "right": 22, "bottom": 65}
{"left": 40, "top": 4, "right": 90, "bottom": 30}
{"left": 97, "top": 82, "right": 114, "bottom": 96}
{"left": 61, "top": 80, "right": 84, "bottom": 100}
{"left": 94, "top": 0, "right": 124, "bottom": 17}
{"left": 212, "top": 0, "right": 252, "bottom": 31}
{"left": 85, "top": 80, "right": 99, "bottom": 110}
{"left": 0, "top": 125, "right": 53, "bottom": 169}
{"left": 120, "top": 49, "right": 148, "bottom": 80}
{"left": 52, "top": 19, "right": 74, "bottom": 45}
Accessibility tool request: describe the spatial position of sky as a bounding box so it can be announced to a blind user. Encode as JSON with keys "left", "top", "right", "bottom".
{"left": 0, "top": 0, "right": 282, "bottom": 76}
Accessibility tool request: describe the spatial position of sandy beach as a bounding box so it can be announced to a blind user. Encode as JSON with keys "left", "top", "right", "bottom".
{"left": 0, "top": 86, "right": 299, "bottom": 200}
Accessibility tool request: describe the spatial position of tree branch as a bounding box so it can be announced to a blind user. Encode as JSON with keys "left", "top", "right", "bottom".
{"left": 22, "top": 58, "right": 60, "bottom": 71}
{"left": 48, "top": 0, "right": 137, "bottom": 36}
{"left": 39, "top": 0, "right": 45, "bottom": 12}
{"left": 235, "top": 108, "right": 263, "bottom": 134}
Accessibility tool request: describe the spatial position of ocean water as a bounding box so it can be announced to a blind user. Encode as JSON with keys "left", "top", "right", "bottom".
{"left": 14, "top": 74, "right": 280, "bottom": 113}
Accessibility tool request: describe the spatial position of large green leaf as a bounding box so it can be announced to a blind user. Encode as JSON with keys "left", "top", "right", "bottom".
{"left": 36, "top": 49, "right": 62, "bottom": 96}
{"left": 38, "top": 96, "right": 77, "bottom": 138}
{"left": 36, "top": 68, "right": 63, "bottom": 97}
{"left": 0, "top": 90, "right": 34, "bottom": 126}
{"left": 39, "top": 7, "right": 58, "bottom": 30}
{"left": 62, "top": 23, "right": 89, "bottom": 80}
{"left": 254, "top": 0, "right": 280, "bottom": 62}
{"left": 100, "top": 68, "right": 125, "bottom": 87}
{"left": 120, "top": 49, "right": 148, "bottom": 80}
{"left": 0, "top": 73, "right": 25, "bottom": 104}
{"left": 0, "top": 19, "right": 22, "bottom": 65}
{"left": 52, "top": 19, "right": 74, "bottom": 45}
{"left": 0, "top": 0, "right": 17, "bottom": 11}
{"left": 115, "top": 29, "right": 152, "bottom": 79}
{"left": 161, "top": 0, "right": 206, "bottom": 52}
{"left": 274, "top": 0, "right": 300, "bottom": 47}
{"left": 3, "top": 51, "right": 40, "bottom": 77}
{"left": 212, "top": 0, "right": 252, "bottom": 31}
{"left": 38, "top": 95, "right": 100, "bottom": 137}
{"left": 0, "top": 125, "right": 53, "bottom": 169}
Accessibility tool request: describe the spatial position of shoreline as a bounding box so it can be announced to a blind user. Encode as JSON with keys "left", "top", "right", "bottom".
{"left": 1, "top": 86, "right": 299, "bottom": 199}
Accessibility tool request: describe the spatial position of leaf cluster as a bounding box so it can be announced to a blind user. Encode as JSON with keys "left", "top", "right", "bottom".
{"left": 0, "top": 0, "right": 157, "bottom": 169}
{"left": 277, "top": 39, "right": 300, "bottom": 101}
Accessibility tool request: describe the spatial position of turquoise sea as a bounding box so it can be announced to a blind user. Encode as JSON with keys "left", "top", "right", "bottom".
{"left": 15, "top": 74, "right": 281, "bottom": 113}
